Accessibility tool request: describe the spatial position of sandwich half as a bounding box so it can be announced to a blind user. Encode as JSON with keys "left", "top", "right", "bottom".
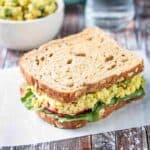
{"left": 19, "top": 27, "right": 145, "bottom": 129}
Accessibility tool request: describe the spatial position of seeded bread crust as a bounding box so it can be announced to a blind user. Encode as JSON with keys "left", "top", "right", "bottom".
{"left": 19, "top": 27, "right": 144, "bottom": 103}
{"left": 37, "top": 96, "right": 143, "bottom": 129}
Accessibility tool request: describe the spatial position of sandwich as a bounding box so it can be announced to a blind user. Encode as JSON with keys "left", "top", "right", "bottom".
{"left": 19, "top": 27, "right": 145, "bottom": 129}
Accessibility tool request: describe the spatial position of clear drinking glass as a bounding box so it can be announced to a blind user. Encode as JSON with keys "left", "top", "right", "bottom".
{"left": 85, "top": 0, "right": 135, "bottom": 30}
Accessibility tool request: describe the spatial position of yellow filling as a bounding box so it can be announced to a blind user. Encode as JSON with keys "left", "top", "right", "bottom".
{"left": 0, "top": 0, "right": 57, "bottom": 20}
{"left": 26, "top": 75, "right": 143, "bottom": 115}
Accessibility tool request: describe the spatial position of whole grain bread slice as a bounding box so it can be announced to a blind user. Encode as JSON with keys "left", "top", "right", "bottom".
{"left": 19, "top": 27, "right": 144, "bottom": 103}
{"left": 37, "top": 96, "right": 143, "bottom": 129}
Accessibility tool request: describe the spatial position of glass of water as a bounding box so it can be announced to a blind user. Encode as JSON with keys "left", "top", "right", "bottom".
{"left": 85, "top": 0, "right": 135, "bottom": 30}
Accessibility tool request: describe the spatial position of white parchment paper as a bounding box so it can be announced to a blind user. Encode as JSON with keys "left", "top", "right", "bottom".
{"left": 0, "top": 52, "right": 150, "bottom": 146}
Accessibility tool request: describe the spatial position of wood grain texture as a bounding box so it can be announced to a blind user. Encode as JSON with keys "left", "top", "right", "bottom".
{"left": 144, "top": 19, "right": 150, "bottom": 60}
{"left": 136, "top": 18, "right": 149, "bottom": 51}
{"left": 8, "top": 136, "right": 91, "bottom": 150}
{"left": 0, "top": 148, "right": 12, "bottom": 150}
{"left": 0, "top": 48, "right": 7, "bottom": 68}
{"left": 115, "top": 31, "right": 127, "bottom": 47}
{"left": 115, "top": 23, "right": 138, "bottom": 51}
{"left": 3, "top": 50, "right": 22, "bottom": 68}
{"left": 142, "top": 127, "right": 149, "bottom": 150}
{"left": 59, "top": 5, "right": 85, "bottom": 38}
{"left": 125, "top": 23, "right": 139, "bottom": 50}
{"left": 92, "top": 132, "right": 115, "bottom": 150}
{"left": 50, "top": 136, "right": 91, "bottom": 150}
{"left": 145, "top": 126, "right": 150, "bottom": 150}
{"left": 116, "top": 127, "right": 148, "bottom": 150}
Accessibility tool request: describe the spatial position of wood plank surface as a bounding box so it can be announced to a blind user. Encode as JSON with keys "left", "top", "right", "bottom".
{"left": 124, "top": 25, "right": 139, "bottom": 50}
{"left": 144, "top": 20, "right": 150, "bottom": 60}
{"left": 146, "top": 126, "right": 150, "bottom": 150}
{"left": 59, "top": 4, "right": 85, "bottom": 38}
{"left": 92, "top": 132, "right": 115, "bottom": 150}
{"left": 0, "top": 48, "right": 7, "bottom": 68}
{"left": 3, "top": 50, "right": 21, "bottom": 68}
{"left": 50, "top": 136, "right": 91, "bottom": 150}
{"left": 116, "top": 127, "right": 148, "bottom": 150}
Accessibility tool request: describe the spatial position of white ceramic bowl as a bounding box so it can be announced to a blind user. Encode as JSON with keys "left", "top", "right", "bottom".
{"left": 0, "top": 0, "right": 64, "bottom": 51}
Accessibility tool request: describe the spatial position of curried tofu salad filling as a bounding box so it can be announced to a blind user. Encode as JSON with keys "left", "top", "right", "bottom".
{"left": 21, "top": 75, "right": 145, "bottom": 122}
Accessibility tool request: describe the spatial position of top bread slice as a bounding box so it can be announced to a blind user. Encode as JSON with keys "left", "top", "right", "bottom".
{"left": 19, "top": 27, "right": 144, "bottom": 103}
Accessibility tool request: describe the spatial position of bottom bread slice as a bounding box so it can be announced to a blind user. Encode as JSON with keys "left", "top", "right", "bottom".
{"left": 37, "top": 96, "right": 143, "bottom": 129}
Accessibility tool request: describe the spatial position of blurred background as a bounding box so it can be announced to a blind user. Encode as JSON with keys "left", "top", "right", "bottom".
{"left": 64, "top": 0, "right": 150, "bottom": 31}
{"left": 1, "top": 0, "right": 150, "bottom": 51}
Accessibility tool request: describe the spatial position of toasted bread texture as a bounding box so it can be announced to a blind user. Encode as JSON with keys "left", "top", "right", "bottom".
{"left": 19, "top": 27, "right": 144, "bottom": 103}
{"left": 37, "top": 96, "right": 143, "bottom": 129}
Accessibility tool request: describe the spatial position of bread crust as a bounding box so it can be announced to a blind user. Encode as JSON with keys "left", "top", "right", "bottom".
{"left": 19, "top": 27, "right": 144, "bottom": 103}
{"left": 37, "top": 96, "right": 143, "bottom": 129}
{"left": 19, "top": 54, "right": 144, "bottom": 103}
{"left": 37, "top": 111, "right": 88, "bottom": 129}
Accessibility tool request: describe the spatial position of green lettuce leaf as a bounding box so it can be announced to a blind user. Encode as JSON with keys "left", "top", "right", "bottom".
{"left": 21, "top": 88, "right": 35, "bottom": 110}
{"left": 21, "top": 87, "right": 145, "bottom": 122}
{"left": 109, "top": 87, "right": 145, "bottom": 105}
{"left": 42, "top": 87, "right": 145, "bottom": 122}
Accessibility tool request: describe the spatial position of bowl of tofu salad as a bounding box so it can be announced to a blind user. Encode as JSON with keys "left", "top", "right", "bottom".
{"left": 0, "top": 0, "right": 64, "bottom": 50}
